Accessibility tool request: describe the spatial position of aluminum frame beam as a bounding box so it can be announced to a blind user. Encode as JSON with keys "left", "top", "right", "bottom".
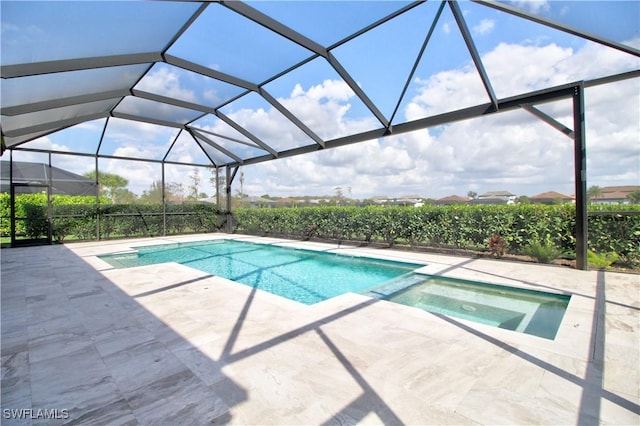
{"left": 572, "top": 84, "right": 588, "bottom": 270}
{"left": 258, "top": 87, "right": 325, "bottom": 148}
{"left": 8, "top": 144, "right": 215, "bottom": 168}
{"left": 327, "top": 1, "right": 425, "bottom": 50}
{"left": 219, "top": 0, "right": 391, "bottom": 129}
{"left": 1, "top": 52, "right": 162, "bottom": 78}
{"left": 214, "top": 111, "right": 278, "bottom": 157}
{"left": 110, "top": 111, "right": 185, "bottom": 129}
{"left": 191, "top": 129, "right": 244, "bottom": 164}
{"left": 449, "top": 1, "right": 498, "bottom": 109}
{"left": 521, "top": 104, "right": 574, "bottom": 138}
{"left": 132, "top": 89, "right": 218, "bottom": 116}
{"left": 189, "top": 127, "right": 265, "bottom": 150}
{"left": 584, "top": 69, "right": 640, "bottom": 87}
{"left": 220, "top": 1, "right": 327, "bottom": 57}
{"left": 161, "top": 129, "right": 216, "bottom": 168}
{"left": 390, "top": 0, "right": 447, "bottom": 125}
{"left": 326, "top": 52, "right": 390, "bottom": 129}
{"left": 232, "top": 81, "right": 585, "bottom": 167}
{"left": 184, "top": 130, "right": 221, "bottom": 167}
{"left": 8, "top": 71, "right": 638, "bottom": 168}
{"left": 1, "top": 89, "right": 130, "bottom": 116}
{"left": 472, "top": 0, "right": 640, "bottom": 58}
{"left": 3, "top": 111, "right": 109, "bottom": 138}
{"left": 164, "top": 54, "right": 259, "bottom": 92}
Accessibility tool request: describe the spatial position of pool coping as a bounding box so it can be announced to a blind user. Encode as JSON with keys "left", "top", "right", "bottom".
{"left": 3, "top": 232, "right": 638, "bottom": 425}
{"left": 78, "top": 233, "right": 624, "bottom": 359}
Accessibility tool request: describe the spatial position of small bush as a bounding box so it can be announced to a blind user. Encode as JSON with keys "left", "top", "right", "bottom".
{"left": 523, "top": 240, "right": 563, "bottom": 264}
{"left": 587, "top": 250, "right": 619, "bottom": 269}
{"left": 487, "top": 234, "right": 506, "bottom": 258}
{"left": 24, "top": 204, "right": 49, "bottom": 238}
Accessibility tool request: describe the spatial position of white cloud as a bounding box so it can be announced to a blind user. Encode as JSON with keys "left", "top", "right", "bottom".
{"left": 473, "top": 19, "right": 495, "bottom": 36}
{"left": 135, "top": 67, "right": 197, "bottom": 103}
{"left": 482, "top": 42, "right": 574, "bottom": 97}
{"left": 280, "top": 79, "right": 378, "bottom": 140}
{"left": 203, "top": 89, "right": 222, "bottom": 104}
{"left": 219, "top": 79, "right": 378, "bottom": 151}
{"left": 21, "top": 136, "right": 70, "bottom": 153}
{"left": 101, "top": 118, "right": 178, "bottom": 159}
{"left": 238, "top": 40, "right": 638, "bottom": 199}
{"left": 9, "top": 36, "right": 638, "bottom": 201}
{"left": 99, "top": 158, "right": 161, "bottom": 195}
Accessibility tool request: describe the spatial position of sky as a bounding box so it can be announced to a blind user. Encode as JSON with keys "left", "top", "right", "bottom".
{"left": 2, "top": 0, "right": 639, "bottom": 200}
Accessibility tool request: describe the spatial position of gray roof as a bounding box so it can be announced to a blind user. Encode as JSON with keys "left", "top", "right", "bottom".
{"left": 479, "top": 191, "right": 516, "bottom": 197}
{"left": 0, "top": 160, "right": 96, "bottom": 195}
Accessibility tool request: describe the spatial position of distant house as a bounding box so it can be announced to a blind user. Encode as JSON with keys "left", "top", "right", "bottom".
{"left": 395, "top": 195, "right": 424, "bottom": 207}
{"left": 371, "top": 195, "right": 424, "bottom": 206}
{"left": 1, "top": 160, "right": 96, "bottom": 196}
{"left": 372, "top": 196, "right": 392, "bottom": 205}
{"left": 530, "top": 191, "right": 575, "bottom": 204}
{"left": 591, "top": 186, "right": 640, "bottom": 205}
{"left": 275, "top": 197, "right": 296, "bottom": 207}
{"left": 473, "top": 190, "right": 516, "bottom": 205}
{"left": 435, "top": 195, "right": 471, "bottom": 205}
{"left": 245, "top": 196, "right": 276, "bottom": 208}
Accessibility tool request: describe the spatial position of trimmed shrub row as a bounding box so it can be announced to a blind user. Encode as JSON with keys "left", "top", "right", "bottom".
{"left": 57, "top": 203, "right": 225, "bottom": 241}
{"left": 1, "top": 193, "right": 225, "bottom": 241}
{"left": 3, "top": 192, "right": 638, "bottom": 268}
{"left": 233, "top": 204, "right": 640, "bottom": 268}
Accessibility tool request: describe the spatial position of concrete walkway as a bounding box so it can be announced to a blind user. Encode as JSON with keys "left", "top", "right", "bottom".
{"left": 1, "top": 234, "right": 638, "bottom": 425}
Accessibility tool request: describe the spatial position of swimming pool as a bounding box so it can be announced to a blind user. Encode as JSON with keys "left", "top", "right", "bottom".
{"left": 100, "top": 239, "right": 570, "bottom": 338}
{"left": 99, "top": 239, "right": 422, "bottom": 304}
{"left": 364, "top": 274, "right": 570, "bottom": 339}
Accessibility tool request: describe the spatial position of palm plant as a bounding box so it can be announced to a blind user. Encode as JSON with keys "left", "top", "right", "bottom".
{"left": 523, "top": 240, "right": 562, "bottom": 264}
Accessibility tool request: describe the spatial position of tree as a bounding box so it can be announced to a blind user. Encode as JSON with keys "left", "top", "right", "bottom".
{"left": 139, "top": 180, "right": 164, "bottom": 204}
{"left": 188, "top": 168, "right": 201, "bottom": 200}
{"left": 166, "top": 182, "right": 185, "bottom": 203}
{"left": 467, "top": 190, "right": 478, "bottom": 199}
{"left": 236, "top": 171, "right": 248, "bottom": 206}
{"left": 587, "top": 185, "right": 603, "bottom": 204}
{"left": 84, "top": 171, "right": 129, "bottom": 203}
{"left": 114, "top": 188, "right": 137, "bottom": 204}
{"left": 515, "top": 195, "right": 530, "bottom": 204}
{"left": 627, "top": 190, "right": 640, "bottom": 204}
{"left": 334, "top": 186, "right": 343, "bottom": 205}
{"left": 209, "top": 167, "right": 226, "bottom": 205}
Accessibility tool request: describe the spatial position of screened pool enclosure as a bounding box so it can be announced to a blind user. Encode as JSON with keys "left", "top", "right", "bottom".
{"left": 1, "top": 1, "right": 639, "bottom": 268}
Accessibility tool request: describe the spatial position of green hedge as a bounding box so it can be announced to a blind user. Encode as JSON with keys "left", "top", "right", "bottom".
{"left": 233, "top": 204, "right": 640, "bottom": 267}
{"left": 62, "top": 203, "right": 225, "bottom": 241}
{"left": 1, "top": 193, "right": 107, "bottom": 237}
{"left": 1, "top": 193, "right": 224, "bottom": 241}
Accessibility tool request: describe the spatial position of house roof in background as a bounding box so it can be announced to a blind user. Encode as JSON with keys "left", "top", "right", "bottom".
{"left": 530, "top": 190, "right": 574, "bottom": 200}
{"left": 479, "top": 190, "right": 516, "bottom": 197}
{"left": 601, "top": 185, "right": 639, "bottom": 194}
{"left": 0, "top": 160, "right": 96, "bottom": 195}
{"left": 437, "top": 195, "right": 471, "bottom": 202}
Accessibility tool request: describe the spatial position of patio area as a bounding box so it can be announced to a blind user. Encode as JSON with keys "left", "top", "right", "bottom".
{"left": 1, "top": 233, "right": 638, "bottom": 425}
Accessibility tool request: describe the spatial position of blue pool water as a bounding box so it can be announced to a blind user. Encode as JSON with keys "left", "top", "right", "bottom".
{"left": 364, "top": 274, "right": 570, "bottom": 339}
{"left": 100, "top": 239, "right": 570, "bottom": 338}
{"left": 99, "top": 240, "right": 421, "bottom": 304}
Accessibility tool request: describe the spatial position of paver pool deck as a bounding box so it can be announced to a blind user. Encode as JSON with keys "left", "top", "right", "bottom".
{"left": 1, "top": 233, "right": 638, "bottom": 425}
